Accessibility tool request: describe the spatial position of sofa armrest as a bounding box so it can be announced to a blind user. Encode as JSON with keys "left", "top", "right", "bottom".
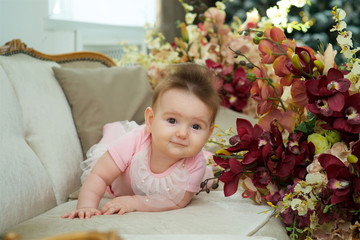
{"left": 0, "top": 39, "right": 116, "bottom": 68}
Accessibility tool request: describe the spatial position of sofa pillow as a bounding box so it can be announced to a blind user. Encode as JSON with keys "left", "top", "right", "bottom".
{"left": 52, "top": 66, "right": 153, "bottom": 157}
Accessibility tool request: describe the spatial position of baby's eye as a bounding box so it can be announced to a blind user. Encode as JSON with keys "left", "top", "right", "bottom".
{"left": 167, "top": 118, "right": 176, "bottom": 124}
{"left": 192, "top": 124, "right": 201, "bottom": 130}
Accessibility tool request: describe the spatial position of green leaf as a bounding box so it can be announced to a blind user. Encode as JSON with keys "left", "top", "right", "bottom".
{"left": 323, "top": 204, "right": 333, "bottom": 214}
{"left": 307, "top": 111, "right": 316, "bottom": 120}
{"left": 295, "top": 122, "right": 308, "bottom": 134}
{"left": 305, "top": 114, "right": 317, "bottom": 128}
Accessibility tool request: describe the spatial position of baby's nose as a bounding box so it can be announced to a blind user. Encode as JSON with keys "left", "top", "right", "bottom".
{"left": 176, "top": 125, "right": 188, "bottom": 138}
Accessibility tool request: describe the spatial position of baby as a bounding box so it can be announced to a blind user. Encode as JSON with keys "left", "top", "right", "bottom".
{"left": 61, "top": 63, "right": 220, "bottom": 219}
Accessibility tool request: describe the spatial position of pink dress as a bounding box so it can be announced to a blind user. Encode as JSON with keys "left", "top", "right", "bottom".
{"left": 81, "top": 121, "right": 213, "bottom": 208}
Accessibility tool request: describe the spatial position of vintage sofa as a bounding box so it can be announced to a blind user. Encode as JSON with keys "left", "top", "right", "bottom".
{"left": 0, "top": 39, "right": 289, "bottom": 240}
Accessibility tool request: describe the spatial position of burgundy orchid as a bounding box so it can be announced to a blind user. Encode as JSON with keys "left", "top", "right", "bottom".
{"left": 227, "top": 118, "right": 271, "bottom": 167}
{"left": 284, "top": 132, "right": 315, "bottom": 179}
{"left": 306, "top": 68, "right": 351, "bottom": 119}
{"left": 222, "top": 67, "right": 252, "bottom": 112}
{"left": 213, "top": 156, "right": 244, "bottom": 197}
{"left": 306, "top": 68, "right": 350, "bottom": 97}
{"left": 332, "top": 93, "right": 360, "bottom": 134}
{"left": 318, "top": 154, "right": 353, "bottom": 204}
{"left": 206, "top": 59, "right": 251, "bottom": 112}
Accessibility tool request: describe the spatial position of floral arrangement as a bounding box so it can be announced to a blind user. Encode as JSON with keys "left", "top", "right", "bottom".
{"left": 119, "top": 1, "right": 274, "bottom": 114}
{"left": 118, "top": 0, "right": 360, "bottom": 238}
{"left": 119, "top": 0, "right": 313, "bottom": 115}
{"left": 206, "top": 5, "right": 360, "bottom": 240}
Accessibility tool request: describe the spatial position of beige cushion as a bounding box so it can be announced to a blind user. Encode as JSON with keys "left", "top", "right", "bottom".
{"left": 52, "top": 66, "right": 153, "bottom": 156}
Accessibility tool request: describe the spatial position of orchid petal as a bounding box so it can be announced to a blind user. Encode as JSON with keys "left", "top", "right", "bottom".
{"left": 236, "top": 118, "right": 254, "bottom": 137}
{"left": 223, "top": 174, "right": 241, "bottom": 197}
{"left": 328, "top": 93, "right": 345, "bottom": 112}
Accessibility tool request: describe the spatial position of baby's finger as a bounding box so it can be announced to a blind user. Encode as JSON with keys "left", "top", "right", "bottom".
{"left": 78, "top": 210, "right": 85, "bottom": 219}
{"left": 103, "top": 207, "right": 114, "bottom": 215}
{"left": 85, "top": 211, "right": 92, "bottom": 219}
{"left": 67, "top": 211, "right": 77, "bottom": 219}
{"left": 100, "top": 204, "right": 109, "bottom": 213}
{"left": 117, "top": 208, "right": 126, "bottom": 215}
{"left": 101, "top": 203, "right": 115, "bottom": 214}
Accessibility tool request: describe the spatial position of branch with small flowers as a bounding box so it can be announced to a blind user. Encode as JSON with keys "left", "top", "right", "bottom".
{"left": 229, "top": 36, "right": 287, "bottom": 112}
{"left": 199, "top": 3, "right": 360, "bottom": 240}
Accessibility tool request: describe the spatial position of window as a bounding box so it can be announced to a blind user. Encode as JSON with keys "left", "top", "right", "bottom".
{"left": 49, "top": 0, "right": 157, "bottom": 27}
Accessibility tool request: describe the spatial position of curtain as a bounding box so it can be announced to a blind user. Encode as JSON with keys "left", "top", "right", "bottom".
{"left": 156, "top": 0, "right": 216, "bottom": 42}
{"left": 156, "top": 0, "right": 185, "bottom": 42}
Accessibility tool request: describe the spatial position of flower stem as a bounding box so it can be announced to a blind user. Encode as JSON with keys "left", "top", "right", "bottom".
{"left": 229, "top": 46, "right": 287, "bottom": 111}
{"left": 214, "top": 154, "right": 244, "bottom": 159}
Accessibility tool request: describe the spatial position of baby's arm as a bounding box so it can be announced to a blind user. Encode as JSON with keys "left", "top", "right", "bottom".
{"left": 61, "top": 151, "right": 121, "bottom": 219}
{"left": 101, "top": 191, "right": 195, "bottom": 215}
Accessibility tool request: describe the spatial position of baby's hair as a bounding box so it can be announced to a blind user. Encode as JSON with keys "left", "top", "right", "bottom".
{"left": 152, "top": 63, "right": 220, "bottom": 124}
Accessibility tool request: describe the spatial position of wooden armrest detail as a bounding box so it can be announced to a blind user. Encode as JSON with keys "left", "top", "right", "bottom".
{"left": 0, "top": 39, "right": 117, "bottom": 67}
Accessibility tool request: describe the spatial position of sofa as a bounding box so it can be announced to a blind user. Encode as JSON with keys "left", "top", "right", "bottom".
{"left": 0, "top": 39, "right": 289, "bottom": 240}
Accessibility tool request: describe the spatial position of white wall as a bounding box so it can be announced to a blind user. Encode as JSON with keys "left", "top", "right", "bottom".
{"left": 0, "top": 0, "right": 75, "bottom": 54}
{"left": 0, "top": 0, "right": 147, "bottom": 55}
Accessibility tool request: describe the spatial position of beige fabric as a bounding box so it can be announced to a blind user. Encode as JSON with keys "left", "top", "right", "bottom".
{"left": 60, "top": 61, "right": 109, "bottom": 69}
{"left": 52, "top": 66, "right": 153, "bottom": 156}
{"left": 8, "top": 191, "right": 289, "bottom": 240}
{"left": 0, "top": 54, "right": 83, "bottom": 206}
{"left": 205, "top": 106, "right": 257, "bottom": 153}
{"left": 0, "top": 64, "right": 57, "bottom": 233}
{"left": 215, "top": 106, "right": 257, "bottom": 129}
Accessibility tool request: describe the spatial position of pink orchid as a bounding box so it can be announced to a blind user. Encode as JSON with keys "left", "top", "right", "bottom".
{"left": 204, "top": 7, "right": 226, "bottom": 26}
{"left": 239, "top": 176, "right": 263, "bottom": 204}
{"left": 273, "top": 55, "right": 294, "bottom": 86}
{"left": 315, "top": 43, "right": 338, "bottom": 75}
{"left": 258, "top": 27, "right": 295, "bottom": 64}
{"left": 258, "top": 109, "right": 297, "bottom": 133}
{"left": 291, "top": 79, "right": 308, "bottom": 108}
{"left": 251, "top": 78, "right": 284, "bottom": 115}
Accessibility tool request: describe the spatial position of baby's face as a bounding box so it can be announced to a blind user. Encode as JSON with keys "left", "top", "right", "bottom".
{"left": 148, "top": 88, "right": 213, "bottom": 162}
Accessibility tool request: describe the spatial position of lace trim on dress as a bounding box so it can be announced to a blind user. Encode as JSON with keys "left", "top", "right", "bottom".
{"left": 80, "top": 143, "right": 109, "bottom": 184}
{"left": 80, "top": 121, "right": 138, "bottom": 184}
{"left": 130, "top": 148, "right": 190, "bottom": 208}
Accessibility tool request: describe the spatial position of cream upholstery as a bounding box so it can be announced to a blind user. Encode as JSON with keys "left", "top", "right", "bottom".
{"left": 0, "top": 50, "right": 290, "bottom": 240}
{"left": 8, "top": 192, "right": 288, "bottom": 240}
{"left": 0, "top": 55, "right": 83, "bottom": 205}
{"left": 0, "top": 59, "right": 58, "bottom": 231}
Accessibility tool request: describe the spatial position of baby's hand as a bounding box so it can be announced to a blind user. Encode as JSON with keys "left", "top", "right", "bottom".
{"left": 61, "top": 207, "right": 101, "bottom": 219}
{"left": 101, "top": 196, "right": 137, "bottom": 215}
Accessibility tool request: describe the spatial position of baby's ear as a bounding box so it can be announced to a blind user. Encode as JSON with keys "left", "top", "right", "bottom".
{"left": 144, "top": 107, "right": 154, "bottom": 133}
{"left": 208, "top": 124, "right": 215, "bottom": 139}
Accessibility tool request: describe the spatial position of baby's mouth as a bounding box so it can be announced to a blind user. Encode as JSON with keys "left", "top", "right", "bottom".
{"left": 170, "top": 141, "right": 188, "bottom": 147}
